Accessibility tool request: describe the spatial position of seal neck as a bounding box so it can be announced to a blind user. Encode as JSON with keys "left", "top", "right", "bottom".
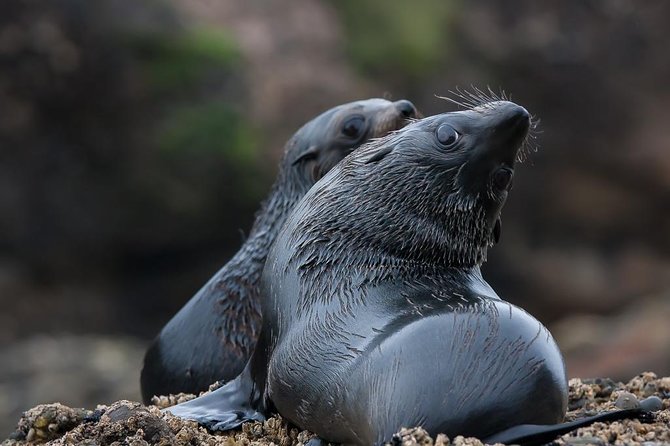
{"left": 287, "top": 187, "right": 495, "bottom": 272}
{"left": 239, "top": 168, "right": 309, "bottom": 265}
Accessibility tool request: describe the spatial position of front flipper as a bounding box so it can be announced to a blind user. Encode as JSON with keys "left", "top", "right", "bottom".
{"left": 164, "top": 368, "right": 265, "bottom": 431}
{"left": 484, "top": 396, "right": 662, "bottom": 446}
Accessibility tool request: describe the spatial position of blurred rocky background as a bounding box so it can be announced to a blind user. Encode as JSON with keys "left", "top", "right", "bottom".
{"left": 1, "top": 0, "right": 668, "bottom": 437}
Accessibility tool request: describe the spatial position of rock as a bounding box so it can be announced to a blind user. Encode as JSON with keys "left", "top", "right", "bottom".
{"left": 615, "top": 392, "right": 640, "bottom": 410}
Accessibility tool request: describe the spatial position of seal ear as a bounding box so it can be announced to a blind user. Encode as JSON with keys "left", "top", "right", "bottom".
{"left": 493, "top": 218, "right": 502, "bottom": 244}
{"left": 364, "top": 147, "right": 393, "bottom": 164}
{"left": 292, "top": 146, "right": 320, "bottom": 165}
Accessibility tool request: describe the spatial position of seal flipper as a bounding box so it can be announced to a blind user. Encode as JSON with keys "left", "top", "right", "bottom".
{"left": 164, "top": 365, "right": 265, "bottom": 431}
{"left": 484, "top": 403, "right": 660, "bottom": 446}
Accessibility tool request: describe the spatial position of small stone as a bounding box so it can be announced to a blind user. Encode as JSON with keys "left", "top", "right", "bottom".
{"left": 615, "top": 391, "right": 640, "bottom": 410}
{"left": 643, "top": 382, "right": 658, "bottom": 397}
{"left": 251, "top": 423, "right": 265, "bottom": 437}
{"left": 297, "top": 431, "right": 313, "bottom": 443}
{"left": 33, "top": 415, "right": 49, "bottom": 429}
{"left": 434, "top": 433, "right": 450, "bottom": 446}
{"left": 640, "top": 396, "right": 664, "bottom": 412}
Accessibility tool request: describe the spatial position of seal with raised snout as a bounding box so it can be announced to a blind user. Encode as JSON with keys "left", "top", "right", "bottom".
{"left": 167, "top": 98, "right": 568, "bottom": 444}
{"left": 141, "top": 98, "right": 417, "bottom": 403}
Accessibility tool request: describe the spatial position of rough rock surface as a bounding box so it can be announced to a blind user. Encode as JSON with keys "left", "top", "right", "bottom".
{"left": 0, "top": 335, "right": 145, "bottom": 438}
{"left": 3, "top": 373, "right": 669, "bottom": 446}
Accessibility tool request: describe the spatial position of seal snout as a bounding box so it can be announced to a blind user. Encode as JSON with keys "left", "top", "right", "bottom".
{"left": 492, "top": 104, "right": 531, "bottom": 153}
{"left": 487, "top": 101, "right": 530, "bottom": 134}
{"left": 501, "top": 102, "right": 530, "bottom": 133}
{"left": 394, "top": 99, "right": 418, "bottom": 119}
{"left": 479, "top": 101, "right": 531, "bottom": 163}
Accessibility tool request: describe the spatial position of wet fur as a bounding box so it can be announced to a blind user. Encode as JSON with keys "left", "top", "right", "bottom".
{"left": 254, "top": 100, "right": 566, "bottom": 444}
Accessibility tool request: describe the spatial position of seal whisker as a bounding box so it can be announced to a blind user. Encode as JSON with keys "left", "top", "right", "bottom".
{"left": 439, "top": 86, "right": 510, "bottom": 112}
{"left": 435, "top": 93, "right": 472, "bottom": 110}
{"left": 517, "top": 115, "right": 541, "bottom": 162}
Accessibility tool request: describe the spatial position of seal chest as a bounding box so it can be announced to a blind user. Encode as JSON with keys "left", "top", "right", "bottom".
{"left": 258, "top": 99, "right": 568, "bottom": 444}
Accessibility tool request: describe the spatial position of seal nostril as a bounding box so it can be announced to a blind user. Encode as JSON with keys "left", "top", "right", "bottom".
{"left": 515, "top": 106, "right": 530, "bottom": 121}
{"left": 509, "top": 105, "right": 530, "bottom": 127}
{"left": 395, "top": 100, "right": 417, "bottom": 119}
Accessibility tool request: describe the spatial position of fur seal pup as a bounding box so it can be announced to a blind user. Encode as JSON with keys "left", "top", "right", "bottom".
{"left": 166, "top": 97, "right": 569, "bottom": 443}
{"left": 252, "top": 99, "right": 567, "bottom": 444}
{"left": 141, "top": 98, "right": 418, "bottom": 403}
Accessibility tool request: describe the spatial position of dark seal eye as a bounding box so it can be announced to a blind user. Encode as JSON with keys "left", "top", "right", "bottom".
{"left": 436, "top": 124, "right": 459, "bottom": 147}
{"left": 492, "top": 167, "right": 513, "bottom": 191}
{"left": 341, "top": 116, "right": 366, "bottom": 138}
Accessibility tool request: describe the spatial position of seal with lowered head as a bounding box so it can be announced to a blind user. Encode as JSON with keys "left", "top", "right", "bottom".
{"left": 141, "top": 98, "right": 417, "bottom": 403}
{"left": 166, "top": 95, "right": 570, "bottom": 443}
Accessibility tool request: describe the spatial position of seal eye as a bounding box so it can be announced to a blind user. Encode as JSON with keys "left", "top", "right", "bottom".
{"left": 341, "top": 116, "right": 365, "bottom": 139}
{"left": 436, "top": 124, "right": 459, "bottom": 147}
{"left": 492, "top": 167, "right": 513, "bottom": 191}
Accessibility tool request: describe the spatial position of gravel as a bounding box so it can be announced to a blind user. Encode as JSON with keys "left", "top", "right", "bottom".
{"left": 3, "top": 372, "right": 669, "bottom": 446}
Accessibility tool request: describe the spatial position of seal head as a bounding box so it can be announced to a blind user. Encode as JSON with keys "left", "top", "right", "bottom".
{"left": 286, "top": 100, "right": 532, "bottom": 275}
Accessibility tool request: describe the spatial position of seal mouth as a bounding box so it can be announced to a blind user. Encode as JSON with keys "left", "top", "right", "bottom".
{"left": 492, "top": 167, "right": 513, "bottom": 192}
{"left": 375, "top": 99, "right": 419, "bottom": 136}
{"left": 453, "top": 100, "right": 531, "bottom": 198}
{"left": 486, "top": 101, "right": 531, "bottom": 165}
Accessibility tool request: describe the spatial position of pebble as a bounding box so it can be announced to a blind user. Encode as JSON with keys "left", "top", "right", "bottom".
{"left": 615, "top": 391, "right": 640, "bottom": 410}
{"left": 640, "top": 396, "right": 664, "bottom": 412}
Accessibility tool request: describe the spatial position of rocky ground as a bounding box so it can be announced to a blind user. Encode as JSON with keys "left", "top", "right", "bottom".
{"left": 0, "top": 335, "right": 145, "bottom": 438}
{"left": 2, "top": 373, "right": 669, "bottom": 446}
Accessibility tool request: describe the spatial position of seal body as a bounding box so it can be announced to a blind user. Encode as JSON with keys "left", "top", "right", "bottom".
{"left": 264, "top": 268, "right": 565, "bottom": 444}
{"left": 140, "top": 98, "right": 417, "bottom": 403}
{"left": 167, "top": 99, "right": 568, "bottom": 444}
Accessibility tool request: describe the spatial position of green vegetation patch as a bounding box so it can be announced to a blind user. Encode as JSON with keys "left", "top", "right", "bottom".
{"left": 156, "top": 102, "right": 258, "bottom": 165}
{"left": 127, "top": 27, "right": 240, "bottom": 89}
{"left": 333, "top": 0, "right": 457, "bottom": 79}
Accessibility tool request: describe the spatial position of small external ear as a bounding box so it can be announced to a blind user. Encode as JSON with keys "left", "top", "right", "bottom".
{"left": 493, "top": 218, "right": 501, "bottom": 244}
{"left": 364, "top": 147, "right": 393, "bottom": 164}
{"left": 291, "top": 146, "right": 320, "bottom": 165}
